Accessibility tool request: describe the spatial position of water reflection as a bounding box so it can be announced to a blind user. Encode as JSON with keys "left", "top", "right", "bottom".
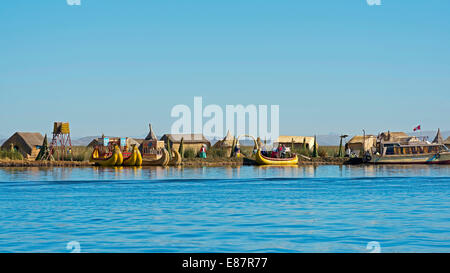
{"left": 0, "top": 165, "right": 449, "bottom": 183}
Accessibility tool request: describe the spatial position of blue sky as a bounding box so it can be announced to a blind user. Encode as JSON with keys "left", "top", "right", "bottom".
{"left": 1, "top": 0, "right": 449, "bottom": 138}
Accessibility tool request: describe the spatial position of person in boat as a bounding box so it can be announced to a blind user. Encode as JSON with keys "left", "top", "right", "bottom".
{"left": 281, "top": 145, "right": 287, "bottom": 158}
{"left": 271, "top": 147, "right": 276, "bottom": 158}
{"left": 260, "top": 144, "right": 266, "bottom": 156}
{"left": 277, "top": 144, "right": 283, "bottom": 158}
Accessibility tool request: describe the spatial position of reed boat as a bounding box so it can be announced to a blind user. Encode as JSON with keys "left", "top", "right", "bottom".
{"left": 368, "top": 143, "right": 450, "bottom": 164}
{"left": 168, "top": 150, "right": 182, "bottom": 166}
{"left": 255, "top": 150, "right": 299, "bottom": 165}
{"left": 122, "top": 145, "right": 142, "bottom": 166}
{"left": 90, "top": 145, "right": 122, "bottom": 167}
{"left": 142, "top": 148, "right": 170, "bottom": 166}
{"left": 235, "top": 134, "right": 299, "bottom": 166}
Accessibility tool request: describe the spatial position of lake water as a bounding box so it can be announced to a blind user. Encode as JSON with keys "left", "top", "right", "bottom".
{"left": 0, "top": 165, "right": 449, "bottom": 253}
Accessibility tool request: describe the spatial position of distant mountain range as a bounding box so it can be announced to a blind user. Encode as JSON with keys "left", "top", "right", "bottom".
{"left": 71, "top": 136, "right": 104, "bottom": 146}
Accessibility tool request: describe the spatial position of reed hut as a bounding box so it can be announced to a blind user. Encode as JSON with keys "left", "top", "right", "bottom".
{"left": 1, "top": 132, "right": 44, "bottom": 159}
{"left": 161, "top": 134, "right": 210, "bottom": 152}
{"left": 275, "top": 136, "right": 315, "bottom": 151}
{"left": 346, "top": 135, "right": 377, "bottom": 156}
{"left": 213, "top": 130, "right": 234, "bottom": 149}
{"left": 445, "top": 137, "right": 450, "bottom": 148}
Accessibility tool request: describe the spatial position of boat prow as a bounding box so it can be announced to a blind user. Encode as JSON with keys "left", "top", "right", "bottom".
{"left": 123, "top": 145, "right": 142, "bottom": 166}
{"left": 135, "top": 148, "right": 143, "bottom": 166}
{"left": 168, "top": 150, "right": 182, "bottom": 166}
{"left": 142, "top": 148, "right": 170, "bottom": 166}
{"left": 115, "top": 149, "right": 123, "bottom": 166}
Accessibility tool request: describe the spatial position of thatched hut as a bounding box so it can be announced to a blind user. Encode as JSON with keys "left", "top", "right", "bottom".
{"left": 213, "top": 130, "right": 235, "bottom": 154}
{"left": 275, "top": 136, "right": 315, "bottom": 151}
{"left": 160, "top": 134, "right": 210, "bottom": 152}
{"left": 1, "top": 132, "right": 44, "bottom": 159}
{"left": 346, "top": 135, "right": 377, "bottom": 156}
{"left": 213, "top": 131, "right": 234, "bottom": 148}
{"left": 445, "top": 137, "right": 450, "bottom": 148}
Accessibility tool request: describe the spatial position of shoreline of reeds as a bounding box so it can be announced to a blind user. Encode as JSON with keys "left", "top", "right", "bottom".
{"left": 0, "top": 146, "right": 350, "bottom": 168}
{"left": 0, "top": 159, "right": 94, "bottom": 167}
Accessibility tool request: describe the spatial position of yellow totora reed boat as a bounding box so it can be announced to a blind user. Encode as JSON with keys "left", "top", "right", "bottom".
{"left": 255, "top": 150, "right": 299, "bottom": 166}
{"left": 90, "top": 145, "right": 123, "bottom": 167}
{"left": 122, "top": 145, "right": 142, "bottom": 166}
{"left": 236, "top": 134, "right": 299, "bottom": 166}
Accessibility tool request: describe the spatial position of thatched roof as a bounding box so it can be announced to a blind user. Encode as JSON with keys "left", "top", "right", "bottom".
{"left": 432, "top": 128, "right": 444, "bottom": 144}
{"left": 1, "top": 132, "right": 44, "bottom": 157}
{"left": 379, "top": 131, "right": 415, "bottom": 142}
{"left": 161, "top": 134, "right": 210, "bottom": 144}
{"left": 127, "top": 138, "right": 142, "bottom": 146}
{"left": 380, "top": 132, "right": 408, "bottom": 138}
{"left": 223, "top": 130, "right": 234, "bottom": 141}
{"left": 213, "top": 130, "right": 235, "bottom": 148}
{"left": 14, "top": 132, "right": 44, "bottom": 148}
{"left": 145, "top": 124, "right": 157, "bottom": 141}
{"left": 347, "top": 135, "right": 376, "bottom": 144}
{"left": 277, "top": 136, "right": 314, "bottom": 143}
{"left": 131, "top": 138, "right": 145, "bottom": 145}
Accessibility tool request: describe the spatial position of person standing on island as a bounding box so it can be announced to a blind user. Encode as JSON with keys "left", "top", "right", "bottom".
{"left": 199, "top": 145, "right": 207, "bottom": 158}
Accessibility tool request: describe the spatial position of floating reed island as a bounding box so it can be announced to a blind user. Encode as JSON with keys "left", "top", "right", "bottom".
{"left": 1, "top": 122, "right": 449, "bottom": 167}
{"left": 0, "top": 159, "right": 94, "bottom": 167}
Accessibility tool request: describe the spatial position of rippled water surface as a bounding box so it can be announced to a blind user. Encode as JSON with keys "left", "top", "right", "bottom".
{"left": 0, "top": 165, "right": 449, "bottom": 252}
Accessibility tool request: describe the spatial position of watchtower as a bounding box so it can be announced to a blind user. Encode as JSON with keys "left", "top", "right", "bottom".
{"left": 48, "top": 122, "right": 73, "bottom": 161}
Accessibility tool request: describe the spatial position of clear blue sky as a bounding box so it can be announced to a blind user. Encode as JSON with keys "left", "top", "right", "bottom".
{"left": 1, "top": 0, "right": 449, "bottom": 138}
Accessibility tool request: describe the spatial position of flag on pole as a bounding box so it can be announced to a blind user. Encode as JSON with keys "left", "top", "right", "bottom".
{"left": 413, "top": 125, "right": 421, "bottom": 131}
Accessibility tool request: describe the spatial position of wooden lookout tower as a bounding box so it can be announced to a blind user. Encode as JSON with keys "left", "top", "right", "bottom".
{"left": 48, "top": 122, "right": 73, "bottom": 161}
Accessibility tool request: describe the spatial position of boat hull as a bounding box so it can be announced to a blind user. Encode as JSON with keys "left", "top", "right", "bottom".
{"left": 142, "top": 149, "right": 170, "bottom": 166}
{"left": 90, "top": 147, "right": 122, "bottom": 167}
{"left": 371, "top": 152, "right": 450, "bottom": 164}
{"left": 255, "top": 150, "right": 298, "bottom": 166}
{"left": 123, "top": 146, "right": 142, "bottom": 166}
